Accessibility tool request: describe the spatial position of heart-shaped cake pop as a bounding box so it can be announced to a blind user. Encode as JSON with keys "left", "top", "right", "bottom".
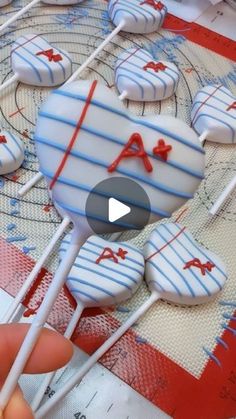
{"left": 144, "top": 222, "right": 228, "bottom": 305}
{"left": 35, "top": 80, "right": 205, "bottom": 235}
{"left": 115, "top": 47, "right": 180, "bottom": 101}
{"left": 191, "top": 84, "right": 236, "bottom": 144}
{"left": 11, "top": 34, "right": 72, "bottom": 87}
{"left": 60, "top": 234, "right": 144, "bottom": 307}
{"left": 108, "top": 0, "right": 167, "bottom": 34}
{"left": 0, "top": 130, "right": 24, "bottom": 175}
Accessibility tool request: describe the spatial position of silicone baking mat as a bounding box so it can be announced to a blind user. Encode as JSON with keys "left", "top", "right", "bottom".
{"left": 0, "top": 1, "right": 236, "bottom": 418}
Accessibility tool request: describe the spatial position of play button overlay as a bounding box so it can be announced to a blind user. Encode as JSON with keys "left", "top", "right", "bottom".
{"left": 86, "top": 177, "right": 151, "bottom": 235}
{"left": 109, "top": 198, "right": 131, "bottom": 223}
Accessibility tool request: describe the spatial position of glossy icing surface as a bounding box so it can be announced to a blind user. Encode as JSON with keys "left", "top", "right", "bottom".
{"left": 35, "top": 80, "right": 205, "bottom": 234}
{"left": 115, "top": 48, "right": 179, "bottom": 101}
{"left": 60, "top": 233, "right": 144, "bottom": 307}
{"left": 11, "top": 34, "right": 72, "bottom": 87}
{"left": 108, "top": 0, "right": 167, "bottom": 34}
{"left": 0, "top": 130, "right": 24, "bottom": 175}
{"left": 144, "top": 222, "right": 228, "bottom": 305}
{"left": 191, "top": 84, "right": 236, "bottom": 144}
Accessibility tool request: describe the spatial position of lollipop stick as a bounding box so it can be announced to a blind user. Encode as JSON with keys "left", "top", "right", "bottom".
{"left": 0, "top": 75, "right": 18, "bottom": 94}
{"left": 35, "top": 291, "right": 159, "bottom": 419}
{"left": 209, "top": 174, "right": 236, "bottom": 216}
{"left": 199, "top": 130, "right": 209, "bottom": 144}
{"left": 0, "top": 0, "right": 40, "bottom": 33}
{"left": 66, "top": 20, "right": 125, "bottom": 84}
{"left": 31, "top": 302, "right": 84, "bottom": 411}
{"left": 1, "top": 217, "right": 71, "bottom": 324}
{"left": 0, "top": 229, "right": 88, "bottom": 411}
{"left": 18, "top": 172, "right": 44, "bottom": 197}
{"left": 118, "top": 90, "right": 128, "bottom": 101}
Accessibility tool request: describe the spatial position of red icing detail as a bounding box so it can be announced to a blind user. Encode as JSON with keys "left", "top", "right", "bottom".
{"left": 191, "top": 85, "right": 223, "bottom": 126}
{"left": 36, "top": 48, "right": 63, "bottom": 62}
{"left": 227, "top": 101, "right": 236, "bottom": 112}
{"left": 50, "top": 80, "right": 98, "bottom": 190}
{"left": 43, "top": 204, "right": 53, "bottom": 213}
{"left": 96, "top": 247, "right": 119, "bottom": 264}
{"left": 116, "top": 248, "right": 128, "bottom": 260}
{"left": 140, "top": 0, "right": 164, "bottom": 11}
{"left": 146, "top": 227, "right": 186, "bottom": 261}
{"left": 108, "top": 133, "right": 153, "bottom": 173}
{"left": 143, "top": 61, "right": 167, "bottom": 72}
{"left": 153, "top": 139, "right": 172, "bottom": 161}
{"left": 23, "top": 298, "right": 43, "bottom": 318}
{"left": 184, "top": 258, "right": 215, "bottom": 276}
{"left": 0, "top": 135, "right": 7, "bottom": 144}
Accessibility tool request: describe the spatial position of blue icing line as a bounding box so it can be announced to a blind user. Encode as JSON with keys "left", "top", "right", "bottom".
{"left": 67, "top": 277, "right": 116, "bottom": 298}
{"left": 203, "top": 347, "right": 221, "bottom": 367}
{"left": 6, "top": 235, "right": 27, "bottom": 243}
{"left": 36, "top": 136, "right": 193, "bottom": 200}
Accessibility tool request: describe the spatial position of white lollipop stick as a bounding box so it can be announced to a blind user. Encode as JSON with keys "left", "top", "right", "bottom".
{"left": 35, "top": 291, "right": 158, "bottom": 419}
{"left": 35, "top": 222, "right": 228, "bottom": 418}
{"left": 66, "top": 21, "right": 125, "bottom": 84}
{"left": 1, "top": 217, "right": 71, "bottom": 324}
{"left": 210, "top": 174, "right": 236, "bottom": 216}
{"left": 31, "top": 302, "right": 84, "bottom": 411}
{"left": 0, "top": 229, "right": 88, "bottom": 412}
{"left": 0, "top": 0, "right": 40, "bottom": 33}
{"left": 0, "top": 75, "right": 18, "bottom": 94}
{"left": 198, "top": 130, "right": 209, "bottom": 144}
{"left": 31, "top": 234, "right": 144, "bottom": 410}
{"left": 118, "top": 90, "right": 128, "bottom": 101}
{"left": 18, "top": 172, "right": 44, "bottom": 197}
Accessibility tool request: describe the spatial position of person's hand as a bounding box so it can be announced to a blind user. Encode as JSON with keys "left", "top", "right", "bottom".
{"left": 0, "top": 323, "right": 73, "bottom": 419}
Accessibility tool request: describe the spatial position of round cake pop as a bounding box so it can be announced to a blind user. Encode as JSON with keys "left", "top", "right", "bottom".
{"left": 0, "top": 0, "right": 84, "bottom": 33}
{"left": 0, "top": 80, "right": 205, "bottom": 412}
{"left": 62, "top": 0, "right": 168, "bottom": 85}
{"left": 191, "top": 84, "right": 236, "bottom": 144}
{"left": 115, "top": 47, "right": 180, "bottom": 101}
{"left": 31, "top": 234, "right": 144, "bottom": 411}
{"left": 0, "top": 130, "right": 24, "bottom": 175}
{"left": 191, "top": 84, "right": 236, "bottom": 215}
{"left": 35, "top": 222, "right": 228, "bottom": 418}
{"left": 0, "top": 34, "right": 72, "bottom": 93}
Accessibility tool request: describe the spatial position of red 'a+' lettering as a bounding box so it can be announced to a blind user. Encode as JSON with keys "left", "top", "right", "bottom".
{"left": 226, "top": 101, "right": 236, "bottom": 112}
{"left": 0, "top": 135, "right": 7, "bottom": 144}
{"left": 36, "top": 49, "right": 63, "bottom": 62}
{"left": 184, "top": 258, "right": 215, "bottom": 276}
{"left": 140, "top": 0, "right": 164, "bottom": 11}
{"left": 96, "top": 247, "right": 128, "bottom": 264}
{"left": 143, "top": 62, "right": 167, "bottom": 72}
{"left": 108, "top": 134, "right": 172, "bottom": 173}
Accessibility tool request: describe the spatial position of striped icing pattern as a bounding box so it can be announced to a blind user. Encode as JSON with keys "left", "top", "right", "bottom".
{"left": 144, "top": 222, "right": 227, "bottom": 305}
{"left": 59, "top": 234, "right": 144, "bottom": 307}
{"left": 115, "top": 47, "right": 180, "bottom": 101}
{"left": 35, "top": 80, "right": 205, "bottom": 233}
{"left": 108, "top": 0, "right": 167, "bottom": 34}
{"left": 0, "top": 130, "right": 24, "bottom": 175}
{"left": 11, "top": 34, "right": 72, "bottom": 87}
{"left": 191, "top": 84, "right": 236, "bottom": 144}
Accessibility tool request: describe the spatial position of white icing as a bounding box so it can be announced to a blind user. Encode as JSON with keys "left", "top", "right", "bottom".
{"left": 60, "top": 233, "right": 144, "bottom": 307}
{"left": 108, "top": 0, "right": 167, "bottom": 34}
{"left": 191, "top": 84, "right": 236, "bottom": 144}
{"left": 35, "top": 80, "right": 205, "bottom": 234}
{"left": 0, "top": 0, "right": 12, "bottom": 6}
{"left": 115, "top": 47, "right": 180, "bottom": 101}
{"left": 0, "top": 130, "right": 24, "bottom": 175}
{"left": 144, "top": 222, "right": 228, "bottom": 305}
{"left": 11, "top": 34, "right": 72, "bottom": 87}
{"left": 42, "top": 0, "right": 83, "bottom": 4}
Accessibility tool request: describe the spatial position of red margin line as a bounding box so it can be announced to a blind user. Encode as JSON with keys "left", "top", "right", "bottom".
{"left": 146, "top": 226, "right": 186, "bottom": 261}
